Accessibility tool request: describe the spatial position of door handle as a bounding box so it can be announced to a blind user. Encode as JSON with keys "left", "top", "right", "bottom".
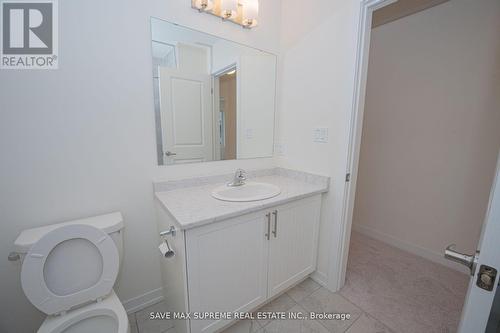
{"left": 444, "top": 244, "right": 479, "bottom": 275}
{"left": 265, "top": 213, "right": 271, "bottom": 240}
{"left": 272, "top": 210, "right": 278, "bottom": 238}
{"left": 165, "top": 151, "right": 177, "bottom": 156}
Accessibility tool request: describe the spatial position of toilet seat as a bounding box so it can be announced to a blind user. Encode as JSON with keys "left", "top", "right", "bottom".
{"left": 38, "top": 290, "right": 129, "bottom": 333}
{"left": 21, "top": 224, "right": 119, "bottom": 315}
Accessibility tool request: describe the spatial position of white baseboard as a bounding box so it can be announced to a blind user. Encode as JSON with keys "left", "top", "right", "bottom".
{"left": 352, "top": 224, "right": 469, "bottom": 275}
{"left": 311, "top": 270, "right": 328, "bottom": 287}
{"left": 123, "top": 287, "right": 164, "bottom": 314}
{"left": 122, "top": 271, "right": 327, "bottom": 315}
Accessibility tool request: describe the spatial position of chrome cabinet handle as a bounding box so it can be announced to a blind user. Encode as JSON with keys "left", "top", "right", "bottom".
{"left": 272, "top": 210, "right": 278, "bottom": 238}
{"left": 265, "top": 213, "right": 271, "bottom": 240}
{"left": 165, "top": 151, "right": 177, "bottom": 156}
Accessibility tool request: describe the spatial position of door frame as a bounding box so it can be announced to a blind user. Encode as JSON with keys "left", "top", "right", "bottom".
{"left": 212, "top": 63, "right": 238, "bottom": 161}
{"left": 336, "top": 0, "right": 398, "bottom": 287}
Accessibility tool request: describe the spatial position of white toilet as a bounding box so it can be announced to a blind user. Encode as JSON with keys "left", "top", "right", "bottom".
{"left": 13, "top": 212, "right": 129, "bottom": 333}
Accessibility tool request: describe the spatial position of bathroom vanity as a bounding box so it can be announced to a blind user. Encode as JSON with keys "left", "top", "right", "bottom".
{"left": 154, "top": 168, "right": 329, "bottom": 333}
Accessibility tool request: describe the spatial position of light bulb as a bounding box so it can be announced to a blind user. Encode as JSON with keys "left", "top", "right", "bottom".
{"left": 195, "top": 0, "right": 213, "bottom": 11}
{"left": 221, "top": 0, "right": 238, "bottom": 18}
{"left": 241, "top": 0, "right": 258, "bottom": 26}
{"left": 194, "top": 0, "right": 213, "bottom": 11}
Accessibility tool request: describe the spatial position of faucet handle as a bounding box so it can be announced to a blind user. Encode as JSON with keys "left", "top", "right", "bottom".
{"left": 228, "top": 169, "right": 247, "bottom": 187}
{"left": 236, "top": 168, "right": 247, "bottom": 179}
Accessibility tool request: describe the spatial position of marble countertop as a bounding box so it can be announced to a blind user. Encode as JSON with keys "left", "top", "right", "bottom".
{"left": 154, "top": 168, "right": 329, "bottom": 230}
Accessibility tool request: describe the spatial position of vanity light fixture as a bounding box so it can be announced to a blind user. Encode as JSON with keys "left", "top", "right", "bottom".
{"left": 240, "top": 0, "right": 258, "bottom": 27}
{"left": 221, "top": 0, "right": 238, "bottom": 19}
{"left": 191, "top": 0, "right": 259, "bottom": 28}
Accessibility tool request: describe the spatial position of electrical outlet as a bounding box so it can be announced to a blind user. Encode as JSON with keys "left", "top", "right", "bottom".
{"left": 313, "top": 128, "right": 329, "bottom": 143}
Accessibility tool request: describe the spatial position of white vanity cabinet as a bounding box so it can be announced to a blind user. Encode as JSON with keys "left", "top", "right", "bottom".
{"left": 155, "top": 194, "right": 322, "bottom": 333}
{"left": 185, "top": 210, "right": 270, "bottom": 333}
{"left": 267, "top": 196, "right": 321, "bottom": 298}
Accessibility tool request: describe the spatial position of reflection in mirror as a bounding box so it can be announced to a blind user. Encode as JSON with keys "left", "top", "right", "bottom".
{"left": 151, "top": 18, "right": 277, "bottom": 165}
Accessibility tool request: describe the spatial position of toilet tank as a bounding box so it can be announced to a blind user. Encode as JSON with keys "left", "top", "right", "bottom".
{"left": 14, "top": 212, "right": 125, "bottom": 265}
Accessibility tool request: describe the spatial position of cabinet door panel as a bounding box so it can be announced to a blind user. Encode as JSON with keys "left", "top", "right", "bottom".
{"left": 268, "top": 195, "right": 321, "bottom": 297}
{"left": 186, "top": 212, "right": 269, "bottom": 333}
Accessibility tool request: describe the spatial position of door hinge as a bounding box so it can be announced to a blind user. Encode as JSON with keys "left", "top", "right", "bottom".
{"left": 345, "top": 173, "right": 351, "bottom": 182}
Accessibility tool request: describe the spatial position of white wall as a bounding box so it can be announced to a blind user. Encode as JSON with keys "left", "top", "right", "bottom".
{"left": 353, "top": 0, "right": 500, "bottom": 265}
{"left": 238, "top": 54, "right": 277, "bottom": 159}
{"left": 276, "top": 0, "right": 363, "bottom": 288}
{"left": 0, "top": 1, "right": 282, "bottom": 332}
{"left": 211, "top": 40, "right": 277, "bottom": 159}
{"left": 211, "top": 38, "right": 260, "bottom": 73}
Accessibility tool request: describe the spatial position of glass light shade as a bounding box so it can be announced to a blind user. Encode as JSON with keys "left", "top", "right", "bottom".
{"left": 220, "top": 0, "right": 238, "bottom": 13}
{"left": 241, "top": 0, "right": 258, "bottom": 20}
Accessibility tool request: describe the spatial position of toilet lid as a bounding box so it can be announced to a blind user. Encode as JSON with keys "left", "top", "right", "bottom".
{"left": 21, "top": 224, "right": 119, "bottom": 315}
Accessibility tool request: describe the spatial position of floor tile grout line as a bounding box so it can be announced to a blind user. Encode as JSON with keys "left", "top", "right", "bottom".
{"left": 337, "top": 290, "right": 396, "bottom": 332}
{"left": 360, "top": 312, "right": 398, "bottom": 333}
{"left": 287, "top": 286, "right": 362, "bottom": 333}
{"left": 296, "top": 288, "right": 368, "bottom": 333}
{"left": 337, "top": 291, "right": 397, "bottom": 333}
{"left": 137, "top": 280, "right": 339, "bottom": 333}
{"left": 256, "top": 291, "right": 300, "bottom": 330}
{"left": 309, "top": 304, "right": 363, "bottom": 333}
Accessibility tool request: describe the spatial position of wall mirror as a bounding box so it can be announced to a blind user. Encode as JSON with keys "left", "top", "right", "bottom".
{"left": 151, "top": 18, "right": 277, "bottom": 165}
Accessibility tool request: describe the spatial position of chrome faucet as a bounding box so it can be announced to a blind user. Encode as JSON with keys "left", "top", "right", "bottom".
{"left": 228, "top": 169, "right": 247, "bottom": 187}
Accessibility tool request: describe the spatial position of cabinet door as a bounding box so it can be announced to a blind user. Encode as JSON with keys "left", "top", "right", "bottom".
{"left": 186, "top": 211, "right": 269, "bottom": 333}
{"left": 268, "top": 195, "right": 321, "bottom": 297}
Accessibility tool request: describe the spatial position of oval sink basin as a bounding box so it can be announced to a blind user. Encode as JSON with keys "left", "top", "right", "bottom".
{"left": 211, "top": 182, "right": 281, "bottom": 202}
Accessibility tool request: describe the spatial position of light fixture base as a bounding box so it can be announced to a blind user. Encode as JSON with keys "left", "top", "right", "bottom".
{"left": 243, "top": 18, "right": 257, "bottom": 28}
{"left": 191, "top": 0, "right": 258, "bottom": 29}
{"left": 194, "top": 0, "right": 214, "bottom": 11}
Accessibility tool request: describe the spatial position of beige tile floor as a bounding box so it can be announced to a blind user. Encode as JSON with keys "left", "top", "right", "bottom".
{"left": 129, "top": 232, "right": 468, "bottom": 333}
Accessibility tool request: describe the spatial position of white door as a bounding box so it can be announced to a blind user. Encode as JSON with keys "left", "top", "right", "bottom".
{"left": 185, "top": 211, "right": 269, "bottom": 333}
{"left": 268, "top": 195, "right": 321, "bottom": 297}
{"left": 446, "top": 153, "right": 500, "bottom": 333}
{"left": 159, "top": 67, "right": 213, "bottom": 165}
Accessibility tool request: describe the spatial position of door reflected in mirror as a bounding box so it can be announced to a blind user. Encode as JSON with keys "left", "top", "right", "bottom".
{"left": 216, "top": 68, "right": 237, "bottom": 161}
{"left": 151, "top": 18, "right": 277, "bottom": 166}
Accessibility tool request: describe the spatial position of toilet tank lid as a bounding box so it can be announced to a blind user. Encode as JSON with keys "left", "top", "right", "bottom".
{"left": 14, "top": 212, "right": 124, "bottom": 253}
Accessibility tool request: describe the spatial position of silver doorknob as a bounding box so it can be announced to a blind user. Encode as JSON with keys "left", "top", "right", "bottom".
{"left": 165, "top": 151, "right": 177, "bottom": 156}
{"left": 444, "top": 244, "right": 479, "bottom": 275}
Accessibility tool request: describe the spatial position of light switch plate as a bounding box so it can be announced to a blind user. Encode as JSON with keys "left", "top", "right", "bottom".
{"left": 245, "top": 128, "right": 254, "bottom": 139}
{"left": 313, "top": 128, "right": 329, "bottom": 143}
{"left": 275, "top": 143, "right": 285, "bottom": 156}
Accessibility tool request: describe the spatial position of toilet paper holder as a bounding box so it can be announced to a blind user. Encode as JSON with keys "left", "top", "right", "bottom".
{"left": 160, "top": 238, "right": 175, "bottom": 258}
{"left": 159, "top": 226, "right": 176, "bottom": 238}
{"left": 159, "top": 226, "right": 176, "bottom": 258}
